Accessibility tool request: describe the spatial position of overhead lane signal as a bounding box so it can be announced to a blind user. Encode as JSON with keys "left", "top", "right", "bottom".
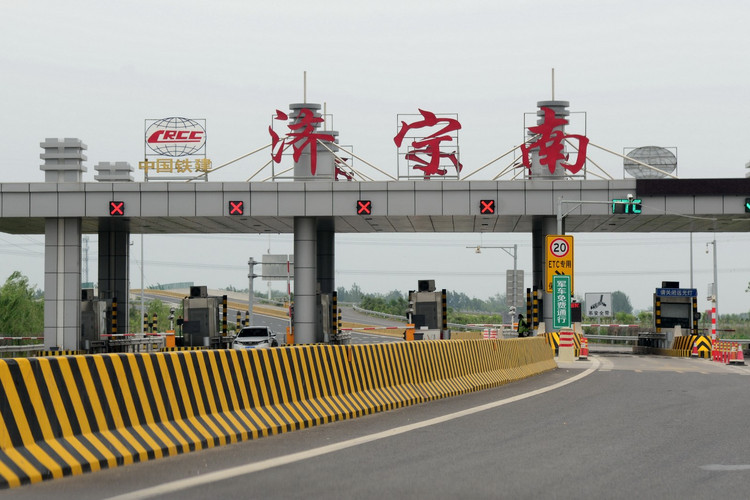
{"left": 228, "top": 200, "right": 244, "bottom": 215}
{"left": 612, "top": 198, "right": 642, "bottom": 214}
{"left": 479, "top": 199, "right": 496, "bottom": 214}
{"left": 745, "top": 198, "right": 750, "bottom": 213}
{"left": 109, "top": 201, "right": 125, "bottom": 216}
{"left": 357, "top": 200, "right": 372, "bottom": 215}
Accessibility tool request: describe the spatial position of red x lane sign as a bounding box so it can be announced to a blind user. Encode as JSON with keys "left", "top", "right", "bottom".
{"left": 228, "top": 200, "right": 244, "bottom": 215}
{"left": 357, "top": 200, "right": 372, "bottom": 215}
{"left": 109, "top": 201, "right": 125, "bottom": 216}
{"left": 479, "top": 199, "right": 495, "bottom": 214}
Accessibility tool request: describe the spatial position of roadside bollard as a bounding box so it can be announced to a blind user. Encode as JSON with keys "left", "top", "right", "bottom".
{"left": 578, "top": 337, "right": 589, "bottom": 360}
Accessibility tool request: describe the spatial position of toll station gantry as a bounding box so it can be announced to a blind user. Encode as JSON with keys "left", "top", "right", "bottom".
{"left": 0, "top": 100, "right": 748, "bottom": 351}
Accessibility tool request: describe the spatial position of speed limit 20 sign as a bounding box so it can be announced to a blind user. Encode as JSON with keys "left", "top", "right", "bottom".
{"left": 545, "top": 235, "right": 574, "bottom": 293}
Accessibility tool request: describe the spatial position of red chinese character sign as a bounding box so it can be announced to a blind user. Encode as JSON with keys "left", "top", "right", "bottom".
{"left": 521, "top": 107, "right": 589, "bottom": 178}
{"left": 269, "top": 106, "right": 335, "bottom": 177}
{"left": 394, "top": 109, "right": 462, "bottom": 180}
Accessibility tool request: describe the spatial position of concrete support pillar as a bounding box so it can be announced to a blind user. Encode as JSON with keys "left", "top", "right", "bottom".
{"left": 294, "top": 216, "right": 318, "bottom": 344}
{"left": 44, "top": 218, "right": 82, "bottom": 350}
{"left": 317, "top": 219, "right": 335, "bottom": 294}
{"left": 532, "top": 218, "right": 545, "bottom": 299}
{"left": 532, "top": 216, "right": 558, "bottom": 332}
{"left": 98, "top": 221, "right": 130, "bottom": 333}
{"left": 41, "top": 138, "right": 87, "bottom": 350}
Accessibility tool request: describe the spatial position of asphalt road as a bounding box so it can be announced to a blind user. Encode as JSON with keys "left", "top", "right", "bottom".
{"left": 7, "top": 352, "right": 750, "bottom": 500}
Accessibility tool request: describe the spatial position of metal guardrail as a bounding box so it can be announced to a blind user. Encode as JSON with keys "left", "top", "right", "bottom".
{"left": 350, "top": 306, "right": 486, "bottom": 330}
{"left": 585, "top": 335, "right": 638, "bottom": 342}
{"left": 0, "top": 344, "right": 45, "bottom": 353}
{"left": 0, "top": 336, "right": 46, "bottom": 356}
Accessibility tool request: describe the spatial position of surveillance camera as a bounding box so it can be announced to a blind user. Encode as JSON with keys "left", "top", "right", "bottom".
{"left": 627, "top": 193, "right": 634, "bottom": 202}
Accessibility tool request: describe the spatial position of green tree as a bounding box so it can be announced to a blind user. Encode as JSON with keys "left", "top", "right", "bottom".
{"left": 614, "top": 311, "right": 637, "bottom": 324}
{"left": 638, "top": 310, "right": 653, "bottom": 327}
{"left": 359, "top": 294, "right": 408, "bottom": 317}
{"left": 337, "top": 283, "right": 364, "bottom": 303}
{"left": 129, "top": 299, "right": 182, "bottom": 333}
{"left": 611, "top": 291, "right": 633, "bottom": 315}
{"left": 0, "top": 272, "right": 44, "bottom": 335}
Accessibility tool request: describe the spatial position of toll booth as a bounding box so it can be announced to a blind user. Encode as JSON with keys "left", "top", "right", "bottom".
{"left": 80, "top": 288, "right": 107, "bottom": 351}
{"left": 406, "top": 280, "right": 449, "bottom": 340}
{"left": 644, "top": 281, "right": 699, "bottom": 348}
{"left": 182, "top": 286, "right": 225, "bottom": 347}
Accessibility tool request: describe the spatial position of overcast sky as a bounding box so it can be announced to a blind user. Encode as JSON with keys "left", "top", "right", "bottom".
{"left": 2, "top": 1, "right": 749, "bottom": 314}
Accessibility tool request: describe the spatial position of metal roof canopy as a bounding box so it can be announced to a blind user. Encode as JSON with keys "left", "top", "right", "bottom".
{"left": 0, "top": 178, "right": 748, "bottom": 235}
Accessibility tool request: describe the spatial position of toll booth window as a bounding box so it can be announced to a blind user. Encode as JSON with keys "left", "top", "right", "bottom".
{"left": 660, "top": 303, "right": 691, "bottom": 329}
{"left": 415, "top": 303, "right": 438, "bottom": 329}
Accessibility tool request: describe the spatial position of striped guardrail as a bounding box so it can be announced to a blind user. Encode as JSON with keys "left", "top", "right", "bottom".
{"left": 0, "top": 337, "right": 554, "bottom": 488}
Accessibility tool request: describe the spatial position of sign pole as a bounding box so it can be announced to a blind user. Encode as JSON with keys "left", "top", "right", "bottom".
{"left": 248, "top": 258, "right": 257, "bottom": 326}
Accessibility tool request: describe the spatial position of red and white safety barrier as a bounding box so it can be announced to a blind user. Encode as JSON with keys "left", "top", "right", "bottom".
{"left": 101, "top": 333, "right": 164, "bottom": 338}
{"left": 481, "top": 328, "right": 499, "bottom": 339}
{"left": 582, "top": 324, "right": 639, "bottom": 328}
{"left": 711, "top": 306, "right": 717, "bottom": 342}
{"left": 559, "top": 331, "right": 576, "bottom": 348}
{"left": 339, "top": 326, "right": 405, "bottom": 331}
{"left": 466, "top": 323, "right": 640, "bottom": 329}
{"left": 467, "top": 324, "right": 512, "bottom": 328}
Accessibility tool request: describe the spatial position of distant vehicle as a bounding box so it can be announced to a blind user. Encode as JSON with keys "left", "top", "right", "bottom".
{"left": 232, "top": 326, "right": 279, "bottom": 349}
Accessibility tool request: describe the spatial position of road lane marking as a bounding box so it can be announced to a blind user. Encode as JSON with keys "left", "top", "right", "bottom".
{"left": 104, "top": 358, "right": 600, "bottom": 500}
{"left": 700, "top": 464, "right": 750, "bottom": 471}
{"left": 597, "top": 356, "right": 615, "bottom": 371}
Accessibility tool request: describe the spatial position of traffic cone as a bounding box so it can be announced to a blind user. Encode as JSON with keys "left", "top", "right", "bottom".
{"left": 734, "top": 344, "right": 746, "bottom": 365}
{"left": 691, "top": 341, "right": 699, "bottom": 357}
{"left": 578, "top": 337, "right": 589, "bottom": 360}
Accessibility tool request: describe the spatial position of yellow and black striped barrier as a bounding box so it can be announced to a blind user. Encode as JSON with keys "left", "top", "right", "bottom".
{"left": 633, "top": 334, "right": 712, "bottom": 358}
{"left": 0, "top": 338, "right": 555, "bottom": 488}
{"left": 160, "top": 346, "right": 209, "bottom": 352}
{"left": 692, "top": 335, "right": 712, "bottom": 358}
{"left": 543, "top": 332, "right": 582, "bottom": 357}
{"left": 35, "top": 350, "right": 86, "bottom": 357}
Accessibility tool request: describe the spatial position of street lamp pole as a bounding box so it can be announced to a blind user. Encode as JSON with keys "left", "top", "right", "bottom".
{"left": 706, "top": 238, "right": 718, "bottom": 337}
{"left": 468, "top": 243, "right": 519, "bottom": 321}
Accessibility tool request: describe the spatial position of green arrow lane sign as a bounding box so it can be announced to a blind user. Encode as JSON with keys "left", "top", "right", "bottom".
{"left": 745, "top": 198, "right": 750, "bottom": 213}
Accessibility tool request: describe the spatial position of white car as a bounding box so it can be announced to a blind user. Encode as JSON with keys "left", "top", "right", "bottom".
{"left": 232, "top": 326, "right": 279, "bottom": 349}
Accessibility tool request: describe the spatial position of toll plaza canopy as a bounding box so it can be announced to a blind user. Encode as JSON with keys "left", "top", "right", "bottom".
{"left": 0, "top": 178, "right": 749, "bottom": 235}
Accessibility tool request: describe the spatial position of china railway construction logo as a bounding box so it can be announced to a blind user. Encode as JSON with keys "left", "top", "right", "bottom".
{"left": 145, "top": 117, "right": 206, "bottom": 157}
